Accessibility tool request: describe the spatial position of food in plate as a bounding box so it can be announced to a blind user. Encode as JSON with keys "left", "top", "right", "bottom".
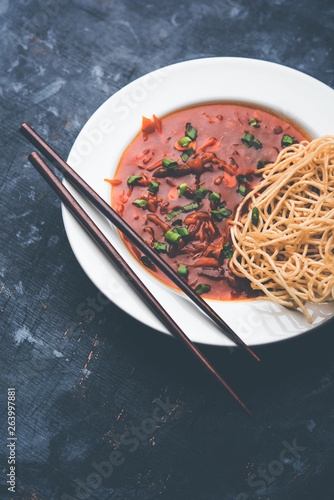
{"left": 230, "top": 136, "right": 334, "bottom": 323}
{"left": 108, "top": 102, "right": 310, "bottom": 301}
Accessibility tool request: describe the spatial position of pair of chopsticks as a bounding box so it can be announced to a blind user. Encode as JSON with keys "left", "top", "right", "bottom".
{"left": 20, "top": 123, "right": 259, "bottom": 415}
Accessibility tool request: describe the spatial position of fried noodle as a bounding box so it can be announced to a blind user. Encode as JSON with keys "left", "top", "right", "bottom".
{"left": 229, "top": 136, "right": 334, "bottom": 323}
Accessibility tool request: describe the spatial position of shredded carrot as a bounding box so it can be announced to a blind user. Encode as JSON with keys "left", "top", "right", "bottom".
{"left": 115, "top": 203, "right": 124, "bottom": 216}
{"left": 119, "top": 190, "right": 129, "bottom": 203}
{"left": 198, "top": 137, "right": 221, "bottom": 152}
{"left": 153, "top": 114, "right": 162, "bottom": 133}
{"left": 254, "top": 111, "right": 260, "bottom": 120}
{"left": 222, "top": 172, "right": 237, "bottom": 188}
{"left": 142, "top": 116, "right": 155, "bottom": 135}
{"left": 104, "top": 178, "right": 122, "bottom": 186}
{"left": 168, "top": 187, "right": 178, "bottom": 200}
{"left": 174, "top": 140, "right": 197, "bottom": 151}
{"left": 193, "top": 258, "right": 219, "bottom": 267}
{"left": 147, "top": 159, "right": 162, "bottom": 171}
{"left": 137, "top": 178, "right": 151, "bottom": 186}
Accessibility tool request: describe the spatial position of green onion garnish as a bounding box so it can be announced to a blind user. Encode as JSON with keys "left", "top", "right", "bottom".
{"left": 154, "top": 242, "right": 167, "bottom": 253}
{"left": 251, "top": 207, "right": 259, "bottom": 226}
{"left": 180, "top": 147, "right": 196, "bottom": 163}
{"left": 209, "top": 191, "right": 221, "bottom": 205}
{"left": 249, "top": 118, "right": 260, "bottom": 128}
{"left": 236, "top": 174, "right": 247, "bottom": 184}
{"left": 162, "top": 158, "right": 178, "bottom": 168}
{"left": 177, "top": 183, "right": 188, "bottom": 197}
{"left": 237, "top": 185, "right": 247, "bottom": 196}
{"left": 177, "top": 265, "right": 189, "bottom": 279}
{"left": 132, "top": 199, "right": 148, "bottom": 208}
{"left": 252, "top": 138, "right": 262, "bottom": 150}
{"left": 147, "top": 181, "right": 160, "bottom": 193}
{"left": 210, "top": 207, "right": 232, "bottom": 222}
{"left": 222, "top": 243, "right": 233, "bottom": 259}
{"left": 165, "top": 230, "right": 181, "bottom": 245}
{"left": 219, "top": 201, "right": 226, "bottom": 208}
{"left": 166, "top": 209, "right": 182, "bottom": 221}
{"left": 281, "top": 134, "right": 295, "bottom": 148}
{"left": 185, "top": 123, "right": 197, "bottom": 141}
{"left": 194, "top": 187, "right": 208, "bottom": 201}
{"left": 173, "top": 227, "right": 189, "bottom": 238}
{"left": 183, "top": 202, "right": 199, "bottom": 212}
{"left": 127, "top": 174, "right": 143, "bottom": 186}
{"left": 257, "top": 159, "right": 266, "bottom": 170}
{"left": 171, "top": 218, "right": 183, "bottom": 226}
{"left": 195, "top": 284, "right": 211, "bottom": 295}
{"left": 241, "top": 131, "right": 262, "bottom": 149}
{"left": 178, "top": 136, "right": 193, "bottom": 147}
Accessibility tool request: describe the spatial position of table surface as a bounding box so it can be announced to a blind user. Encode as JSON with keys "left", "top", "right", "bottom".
{"left": 1, "top": 1, "right": 334, "bottom": 499}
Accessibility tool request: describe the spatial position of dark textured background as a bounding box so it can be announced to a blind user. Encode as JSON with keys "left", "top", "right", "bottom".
{"left": 1, "top": 1, "right": 334, "bottom": 499}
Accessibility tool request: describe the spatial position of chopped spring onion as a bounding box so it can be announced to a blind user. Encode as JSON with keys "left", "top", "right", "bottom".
{"left": 162, "top": 158, "right": 178, "bottom": 168}
{"left": 194, "top": 187, "right": 208, "bottom": 200}
{"left": 132, "top": 199, "right": 148, "bottom": 208}
{"left": 237, "top": 185, "right": 247, "bottom": 196}
{"left": 165, "top": 230, "right": 181, "bottom": 245}
{"left": 222, "top": 243, "right": 233, "bottom": 259}
{"left": 177, "top": 264, "right": 189, "bottom": 279}
{"left": 177, "top": 183, "right": 188, "bottom": 197}
{"left": 180, "top": 147, "right": 196, "bottom": 163}
{"left": 183, "top": 202, "right": 199, "bottom": 212}
{"left": 154, "top": 242, "right": 167, "bottom": 253}
{"left": 236, "top": 174, "right": 247, "bottom": 184}
{"left": 178, "top": 136, "right": 193, "bottom": 147}
{"left": 185, "top": 122, "right": 198, "bottom": 141}
{"left": 209, "top": 191, "right": 221, "bottom": 205}
{"left": 257, "top": 159, "right": 266, "bottom": 170}
{"left": 281, "top": 134, "right": 295, "bottom": 148}
{"left": 210, "top": 207, "right": 232, "bottom": 222}
{"left": 219, "top": 201, "right": 226, "bottom": 208}
{"left": 147, "top": 181, "right": 160, "bottom": 193}
{"left": 249, "top": 118, "right": 260, "bottom": 128}
{"left": 166, "top": 209, "right": 182, "bottom": 221}
{"left": 127, "top": 174, "right": 143, "bottom": 186}
{"left": 251, "top": 207, "right": 259, "bottom": 226}
{"left": 241, "top": 131, "right": 262, "bottom": 150}
{"left": 173, "top": 227, "right": 189, "bottom": 238}
{"left": 195, "top": 284, "right": 211, "bottom": 295}
{"left": 171, "top": 218, "right": 183, "bottom": 226}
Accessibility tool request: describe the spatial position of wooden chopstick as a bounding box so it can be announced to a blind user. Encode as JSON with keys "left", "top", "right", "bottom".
{"left": 19, "top": 123, "right": 259, "bottom": 362}
{"left": 27, "top": 151, "right": 252, "bottom": 415}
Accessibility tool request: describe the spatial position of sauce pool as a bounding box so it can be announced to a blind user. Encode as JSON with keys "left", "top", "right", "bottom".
{"left": 109, "top": 102, "right": 310, "bottom": 300}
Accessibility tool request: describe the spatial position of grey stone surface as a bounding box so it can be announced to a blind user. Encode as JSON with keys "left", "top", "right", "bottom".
{"left": 1, "top": 0, "right": 334, "bottom": 499}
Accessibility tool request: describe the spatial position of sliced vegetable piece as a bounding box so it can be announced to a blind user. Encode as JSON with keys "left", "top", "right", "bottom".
{"left": 162, "top": 158, "right": 178, "bottom": 168}
{"left": 152, "top": 114, "right": 162, "bottom": 133}
{"left": 222, "top": 243, "right": 233, "bottom": 259}
{"left": 171, "top": 218, "right": 183, "bottom": 226}
{"left": 165, "top": 231, "right": 182, "bottom": 245}
{"left": 177, "top": 265, "right": 189, "bottom": 279}
{"left": 133, "top": 199, "right": 148, "bottom": 208}
{"left": 142, "top": 116, "right": 155, "bottom": 135}
{"left": 178, "top": 136, "right": 193, "bottom": 147}
{"left": 127, "top": 174, "right": 143, "bottom": 186}
{"left": 166, "top": 209, "right": 182, "bottom": 221}
{"left": 210, "top": 207, "right": 232, "bottom": 221}
{"left": 236, "top": 174, "right": 247, "bottom": 184}
{"left": 185, "top": 122, "right": 198, "bottom": 141}
{"left": 194, "top": 188, "right": 208, "bottom": 201}
{"left": 281, "top": 134, "right": 295, "bottom": 147}
{"left": 177, "top": 182, "right": 188, "bottom": 197}
{"left": 195, "top": 284, "right": 211, "bottom": 295}
{"left": 249, "top": 118, "right": 260, "bottom": 127}
{"left": 252, "top": 207, "right": 259, "bottom": 226}
{"left": 147, "top": 181, "right": 160, "bottom": 193}
{"left": 154, "top": 242, "right": 167, "bottom": 253}
{"left": 183, "top": 202, "right": 199, "bottom": 212}
{"left": 172, "top": 227, "right": 189, "bottom": 238}
{"left": 237, "top": 185, "right": 247, "bottom": 196}
{"left": 209, "top": 191, "right": 221, "bottom": 205}
{"left": 241, "top": 131, "right": 262, "bottom": 149}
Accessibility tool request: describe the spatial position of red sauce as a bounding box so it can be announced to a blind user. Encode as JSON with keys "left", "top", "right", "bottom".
{"left": 110, "top": 102, "right": 310, "bottom": 300}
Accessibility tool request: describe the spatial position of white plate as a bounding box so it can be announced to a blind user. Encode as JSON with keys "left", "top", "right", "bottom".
{"left": 62, "top": 57, "right": 334, "bottom": 346}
